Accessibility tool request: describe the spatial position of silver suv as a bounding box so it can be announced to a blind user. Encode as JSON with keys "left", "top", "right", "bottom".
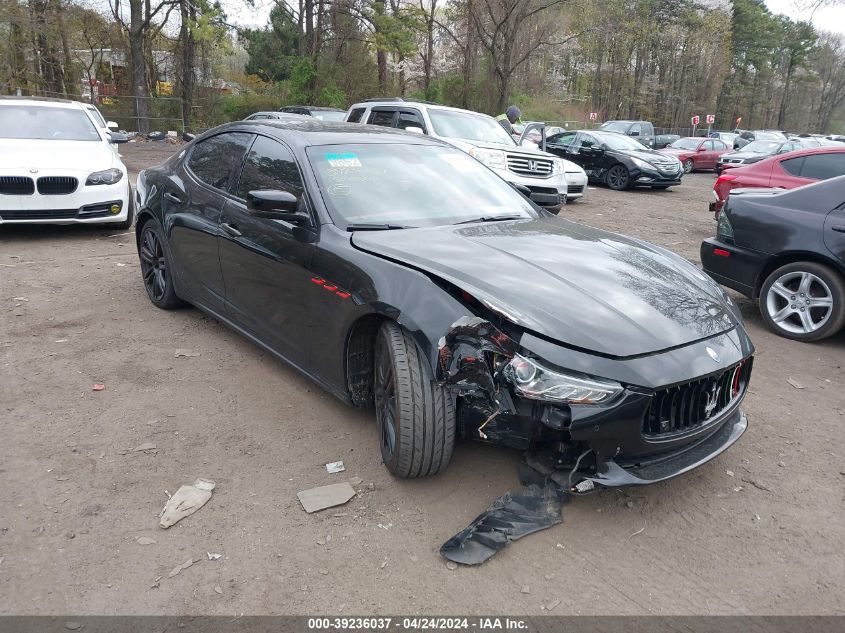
{"left": 345, "top": 99, "right": 588, "bottom": 211}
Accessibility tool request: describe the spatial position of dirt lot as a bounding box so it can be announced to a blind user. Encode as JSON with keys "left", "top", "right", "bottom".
{"left": 1, "top": 141, "right": 843, "bottom": 616}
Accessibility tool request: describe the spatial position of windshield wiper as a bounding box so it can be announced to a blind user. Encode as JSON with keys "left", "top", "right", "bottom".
{"left": 453, "top": 215, "right": 524, "bottom": 225}
{"left": 345, "top": 223, "right": 416, "bottom": 231}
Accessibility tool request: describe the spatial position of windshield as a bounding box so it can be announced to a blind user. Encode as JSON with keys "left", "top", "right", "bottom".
{"left": 0, "top": 105, "right": 101, "bottom": 141}
{"left": 86, "top": 106, "right": 107, "bottom": 127}
{"left": 311, "top": 110, "right": 346, "bottom": 122}
{"left": 668, "top": 138, "right": 700, "bottom": 150}
{"left": 755, "top": 131, "right": 783, "bottom": 141}
{"left": 307, "top": 143, "right": 536, "bottom": 228}
{"left": 743, "top": 140, "right": 780, "bottom": 153}
{"left": 593, "top": 132, "right": 648, "bottom": 151}
{"left": 598, "top": 121, "right": 630, "bottom": 133}
{"left": 428, "top": 109, "right": 516, "bottom": 145}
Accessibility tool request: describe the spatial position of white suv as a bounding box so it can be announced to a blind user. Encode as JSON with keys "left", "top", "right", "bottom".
{"left": 346, "top": 99, "right": 587, "bottom": 210}
{"left": 0, "top": 97, "right": 133, "bottom": 227}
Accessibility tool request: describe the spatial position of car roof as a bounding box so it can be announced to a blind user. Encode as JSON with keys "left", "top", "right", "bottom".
{"left": 281, "top": 105, "right": 346, "bottom": 112}
{"left": 0, "top": 96, "right": 84, "bottom": 109}
{"left": 200, "top": 119, "right": 453, "bottom": 149}
{"left": 349, "top": 99, "right": 492, "bottom": 118}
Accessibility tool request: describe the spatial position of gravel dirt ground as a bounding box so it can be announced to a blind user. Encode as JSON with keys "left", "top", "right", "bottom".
{"left": 1, "top": 141, "right": 843, "bottom": 616}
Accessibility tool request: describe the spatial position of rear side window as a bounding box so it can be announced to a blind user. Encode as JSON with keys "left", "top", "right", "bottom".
{"left": 188, "top": 132, "right": 254, "bottom": 191}
{"left": 236, "top": 136, "right": 303, "bottom": 199}
{"left": 397, "top": 111, "right": 425, "bottom": 132}
{"left": 347, "top": 108, "right": 365, "bottom": 123}
{"left": 799, "top": 153, "right": 845, "bottom": 180}
{"left": 368, "top": 109, "right": 396, "bottom": 127}
{"left": 713, "top": 140, "right": 727, "bottom": 150}
{"left": 781, "top": 157, "right": 804, "bottom": 176}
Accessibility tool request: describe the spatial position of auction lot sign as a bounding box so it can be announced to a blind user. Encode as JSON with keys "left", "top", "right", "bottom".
{"left": 0, "top": 617, "right": 842, "bottom": 633}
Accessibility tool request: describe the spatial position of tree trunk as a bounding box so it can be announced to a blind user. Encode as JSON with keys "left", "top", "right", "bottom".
{"left": 129, "top": 0, "right": 150, "bottom": 134}
{"left": 178, "top": 0, "right": 195, "bottom": 130}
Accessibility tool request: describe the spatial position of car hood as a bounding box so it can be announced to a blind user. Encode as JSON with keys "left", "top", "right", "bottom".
{"left": 612, "top": 148, "right": 674, "bottom": 164}
{"left": 0, "top": 139, "right": 118, "bottom": 172}
{"left": 724, "top": 149, "right": 771, "bottom": 160}
{"left": 443, "top": 137, "right": 584, "bottom": 174}
{"left": 352, "top": 217, "right": 737, "bottom": 358}
{"left": 659, "top": 148, "right": 692, "bottom": 157}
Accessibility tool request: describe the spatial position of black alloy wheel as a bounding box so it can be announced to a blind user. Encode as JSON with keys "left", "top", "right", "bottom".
{"left": 606, "top": 164, "right": 630, "bottom": 190}
{"left": 139, "top": 221, "right": 184, "bottom": 309}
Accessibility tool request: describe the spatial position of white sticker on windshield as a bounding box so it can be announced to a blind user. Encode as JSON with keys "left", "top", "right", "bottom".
{"left": 439, "top": 153, "right": 476, "bottom": 173}
{"left": 326, "top": 152, "right": 362, "bottom": 168}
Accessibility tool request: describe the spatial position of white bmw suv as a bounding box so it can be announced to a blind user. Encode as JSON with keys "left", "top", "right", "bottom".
{"left": 345, "top": 99, "right": 588, "bottom": 210}
{"left": 0, "top": 97, "right": 133, "bottom": 228}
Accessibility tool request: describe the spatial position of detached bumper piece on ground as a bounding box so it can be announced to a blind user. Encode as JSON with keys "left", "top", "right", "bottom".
{"left": 440, "top": 484, "right": 564, "bottom": 566}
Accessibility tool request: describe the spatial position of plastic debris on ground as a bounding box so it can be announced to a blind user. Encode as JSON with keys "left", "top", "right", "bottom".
{"left": 325, "top": 461, "right": 345, "bottom": 474}
{"left": 92, "top": 383, "right": 105, "bottom": 391}
{"left": 439, "top": 484, "right": 563, "bottom": 566}
{"left": 159, "top": 478, "right": 216, "bottom": 528}
{"left": 297, "top": 482, "right": 356, "bottom": 513}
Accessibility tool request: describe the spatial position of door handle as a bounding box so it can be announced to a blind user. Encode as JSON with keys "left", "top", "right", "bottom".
{"left": 221, "top": 222, "right": 242, "bottom": 237}
{"left": 832, "top": 225, "right": 845, "bottom": 233}
{"left": 163, "top": 192, "right": 182, "bottom": 204}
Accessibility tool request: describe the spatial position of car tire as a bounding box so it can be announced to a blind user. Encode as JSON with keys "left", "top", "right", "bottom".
{"left": 373, "top": 321, "right": 455, "bottom": 478}
{"left": 138, "top": 219, "right": 186, "bottom": 310}
{"left": 606, "top": 164, "right": 630, "bottom": 190}
{"left": 759, "top": 261, "right": 845, "bottom": 342}
{"left": 112, "top": 187, "right": 135, "bottom": 231}
{"left": 683, "top": 159, "right": 694, "bottom": 174}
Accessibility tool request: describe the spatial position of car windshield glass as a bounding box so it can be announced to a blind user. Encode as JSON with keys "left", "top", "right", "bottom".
{"left": 594, "top": 132, "right": 648, "bottom": 151}
{"left": 428, "top": 109, "right": 516, "bottom": 145}
{"left": 743, "top": 140, "right": 780, "bottom": 153}
{"left": 755, "top": 132, "right": 782, "bottom": 141}
{"left": 598, "top": 121, "right": 630, "bottom": 133}
{"left": 307, "top": 143, "right": 536, "bottom": 227}
{"left": 311, "top": 110, "right": 346, "bottom": 122}
{"left": 669, "top": 138, "right": 700, "bottom": 150}
{"left": 0, "top": 104, "right": 101, "bottom": 141}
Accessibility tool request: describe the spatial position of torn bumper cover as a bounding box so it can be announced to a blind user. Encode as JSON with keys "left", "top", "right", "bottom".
{"left": 436, "top": 317, "right": 753, "bottom": 490}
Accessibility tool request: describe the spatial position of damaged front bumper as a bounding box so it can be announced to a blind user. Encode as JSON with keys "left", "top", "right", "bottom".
{"left": 437, "top": 317, "right": 753, "bottom": 490}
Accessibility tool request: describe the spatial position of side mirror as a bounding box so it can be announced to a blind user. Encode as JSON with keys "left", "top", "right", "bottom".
{"left": 246, "top": 190, "right": 310, "bottom": 224}
{"left": 107, "top": 121, "right": 119, "bottom": 130}
{"left": 108, "top": 131, "right": 129, "bottom": 144}
{"left": 405, "top": 126, "right": 424, "bottom": 134}
{"left": 629, "top": 130, "right": 640, "bottom": 137}
{"left": 697, "top": 146, "right": 706, "bottom": 152}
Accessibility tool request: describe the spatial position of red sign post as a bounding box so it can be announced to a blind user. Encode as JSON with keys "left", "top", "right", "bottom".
{"left": 691, "top": 115, "right": 700, "bottom": 135}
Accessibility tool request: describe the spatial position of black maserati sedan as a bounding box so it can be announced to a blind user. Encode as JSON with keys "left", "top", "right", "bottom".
{"left": 702, "top": 176, "right": 845, "bottom": 342}
{"left": 545, "top": 130, "right": 684, "bottom": 190}
{"left": 135, "top": 119, "right": 753, "bottom": 490}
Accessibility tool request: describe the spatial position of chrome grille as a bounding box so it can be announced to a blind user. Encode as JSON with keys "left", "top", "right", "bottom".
{"left": 0, "top": 176, "right": 35, "bottom": 195}
{"left": 507, "top": 154, "right": 554, "bottom": 177}
{"left": 642, "top": 360, "right": 752, "bottom": 437}
{"left": 37, "top": 176, "right": 78, "bottom": 195}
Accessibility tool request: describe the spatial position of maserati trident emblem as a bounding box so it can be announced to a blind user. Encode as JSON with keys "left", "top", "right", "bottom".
{"left": 704, "top": 384, "right": 721, "bottom": 418}
{"left": 706, "top": 346, "right": 720, "bottom": 363}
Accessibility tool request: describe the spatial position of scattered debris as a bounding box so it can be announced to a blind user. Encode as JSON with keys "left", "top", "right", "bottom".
{"left": 167, "top": 558, "right": 194, "bottom": 578}
{"left": 520, "top": 585, "right": 530, "bottom": 594}
{"left": 787, "top": 377, "right": 805, "bottom": 390}
{"left": 629, "top": 527, "right": 645, "bottom": 538}
{"left": 445, "top": 561, "right": 458, "bottom": 570}
{"left": 55, "top": 339, "right": 68, "bottom": 343}
{"left": 544, "top": 598, "right": 561, "bottom": 612}
{"left": 440, "top": 485, "right": 562, "bottom": 566}
{"left": 777, "top": 461, "right": 786, "bottom": 468}
{"left": 318, "top": 568, "right": 329, "bottom": 575}
{"left": 377, "top": 522, "right": 393, "bottom": 530}
{"left": 742, "top": 477, "right": 773, "bottom": 492}
{"left": 159, "top": 478, "right": 216, "bottom": 528}
{"left": 753, "top": 513, "right": 762, "bottom": 522}
{"left": 92, "top": 383, "right": 105, "bottom": 391}
{"left": 297, "top": 482, "right": 356, "bottom": 513}
{"left": 64, "top": 622, "right": 83, "bottom": 631}
{"left": 137, "top": 536, "right": 156, "bottom": 545}
{"left": 174, "top": 349, "right": 200, "bottom": 358}
{"left": 214, "top": 585, "right": 223, "bottom": 595}
{"left": 132, "top": 442, "right": 157, "bottom": 452}
{"left": 726, "top": 470, "right": 735, "bottom": 477}
{"left": 379, "top": 560, "right": 388, "bottom": 569}
{"left": 325, "top": 461, "right": 345, "bottom": 474}
{"left": 207, "top": 552, "right": 222, "bottom": 561}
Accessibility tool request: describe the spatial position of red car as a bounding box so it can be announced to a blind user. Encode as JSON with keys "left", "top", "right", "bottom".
{"left": 659, "top": 137, "right": 731, "bottom": 173}
{"left": 710, "top": 146, "right": 845, "bottom": 216}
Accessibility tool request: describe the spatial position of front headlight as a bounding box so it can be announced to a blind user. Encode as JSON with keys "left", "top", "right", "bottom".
{"left": 629, "top": 157, "right": 654, "bottom": 170}
{"left": 468, "top": 147, "right": 507, "bottom": 170}
{"left": 552, "top": 158, "right": 564, "bottom": 174}
{"left": 86, "top": 168, "right": 124, "bottom": 186}
{"left": 502, "top": 354, "right": 623, "bottom": 404}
